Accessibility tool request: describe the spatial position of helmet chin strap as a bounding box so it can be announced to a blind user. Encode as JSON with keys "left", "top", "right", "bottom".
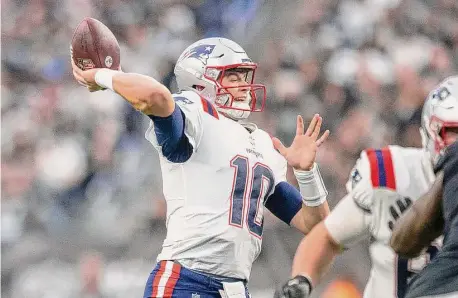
{"left": 220, "top": 108, "right": 251, "bottom": 121}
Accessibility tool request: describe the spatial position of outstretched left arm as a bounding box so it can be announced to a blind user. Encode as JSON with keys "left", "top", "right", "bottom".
{"left": 265, "top": 181, "right": 329, "bottom": 234}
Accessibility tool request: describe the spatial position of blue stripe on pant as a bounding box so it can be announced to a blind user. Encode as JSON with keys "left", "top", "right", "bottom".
{"left": 143, "top": 260, "right": 250, "bottom": 298}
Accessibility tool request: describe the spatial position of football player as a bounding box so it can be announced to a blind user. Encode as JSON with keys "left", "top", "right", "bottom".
{"left": 390, "top": 81, "right": 458, "bottom": 298}
{"left": 71, "top": 37, "right": 330, "bottom": 298}
{"left": 276, "top": 76, "right": 458, "bottom": 298}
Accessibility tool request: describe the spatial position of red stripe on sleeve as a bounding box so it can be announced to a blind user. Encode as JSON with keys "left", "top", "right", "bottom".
{"left": 366, "top": 149, "right": 380, "bottom": 187}
{"left": 381, "top": 147, "right": 396, "bottom": 190}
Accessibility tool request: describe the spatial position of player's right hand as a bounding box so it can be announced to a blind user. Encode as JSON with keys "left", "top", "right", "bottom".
{"left": 70, "top": 57, "right": 122, "bottom": 92}
{"left": 274, "top": 276, "right": 312, "bottom": 298}
{"left": 71, "top": 57, "right": 105, "bottom": 92}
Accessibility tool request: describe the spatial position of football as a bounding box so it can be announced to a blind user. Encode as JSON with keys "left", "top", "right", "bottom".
{"left": 71, "top": 17, "right": 120, "bottom": 70}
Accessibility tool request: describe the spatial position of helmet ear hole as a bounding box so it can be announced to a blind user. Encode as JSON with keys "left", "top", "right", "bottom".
{"left": 192, "top": 85, "right": 205, "bottom": 91}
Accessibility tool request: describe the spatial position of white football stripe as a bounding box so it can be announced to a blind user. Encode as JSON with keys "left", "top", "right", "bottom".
{"left": 156, "top": 261, "right": 175, "bottom": 297}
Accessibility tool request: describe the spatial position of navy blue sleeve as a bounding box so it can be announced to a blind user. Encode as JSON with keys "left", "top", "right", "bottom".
{"left": 443, "top": 141, "right": 458, "bottom": 192}
{"left": 435, "top": 141, "right": 458, "bottom": 173}
{"left": 265, "top": 181, "right": 303, "bottom": 225}
{"left": 148, "top": 103, "right": 193, "bottom": 163}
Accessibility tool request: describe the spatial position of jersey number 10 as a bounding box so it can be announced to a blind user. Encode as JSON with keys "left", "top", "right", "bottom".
{"left": 229, "top": 155, "right": 274, "bottom": 239}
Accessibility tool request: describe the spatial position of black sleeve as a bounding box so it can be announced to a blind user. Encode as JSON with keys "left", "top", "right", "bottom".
{"left": 434, "top": 141, "right": 458, "bottom": 174}
{"left": 442, "top": 141, "right": 458, "bottom": 187}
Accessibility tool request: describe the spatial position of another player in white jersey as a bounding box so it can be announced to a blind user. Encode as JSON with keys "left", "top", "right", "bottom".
{"left": 390, "top": 77, "right": 458, "bottom": 298}
{"left": 276, "top": 78, "right": 458, "bottom": 298}
{"left": 71, "top": 37, "right": 330, "bottom": 298}
{"left": 275, "top": 146, "right": 439, "bottom": 298}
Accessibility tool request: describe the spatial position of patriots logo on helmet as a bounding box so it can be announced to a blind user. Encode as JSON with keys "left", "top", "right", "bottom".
{"left": 433, "top": 86, "right": 451, "bottom": 101}
{"left": 183, "top": 44, "right": 216, "bottom": 65}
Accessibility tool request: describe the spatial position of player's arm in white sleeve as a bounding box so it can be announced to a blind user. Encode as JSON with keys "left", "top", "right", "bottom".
{"left": 107, "top": 71, "right": 202, "bottom": 163}
{"left": 289, "top": 150, "right": 374, "bottom": 289}
{"left": 291, "top": 187, "right": 373, "bottom": 284}
{"left": 71, "top": 57, "right": 204, "bottom": 163}
{"left": 71, "top": 58, "right": 175, "bottom": 117}
{"left": 275, "top": 187, "right": 374, "bottom": 298}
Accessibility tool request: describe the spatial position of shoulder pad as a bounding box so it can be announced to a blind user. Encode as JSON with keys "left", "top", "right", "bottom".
{"left": 255, "top": 128, "right": 273, "bottom": 146}
{"left": 173, "top": 90, "right": 201, "bottom": 106}
{"left": 364, "top": 147, "right": 396, "bottom": 190}
{"left": 262, "top": 131, "right": 287, "bottom": 182}
{"left": 173, "top": 91, "right": 219, "bottom": 119}
{"left": 347, "top": 147, "right": 397, "bottom": 193}
{"left": 346, "top": 150, "right": 371, "bottom": 192}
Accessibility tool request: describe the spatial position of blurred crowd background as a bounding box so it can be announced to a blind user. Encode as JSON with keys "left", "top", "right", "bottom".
{"left": 2, "top": 0, "right": 458, "bottom": 297}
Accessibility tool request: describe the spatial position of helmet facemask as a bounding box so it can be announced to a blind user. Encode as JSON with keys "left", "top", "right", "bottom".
{"left": 203, "top": 65, "right": 266, "bottom": 120}
{"left": 420, "top": 79, "right": 458, "bottom": 165}
{"left": 174, "top": 38, "right": 267, "bottom": 120}
{"left": 429, "top": 116, "right": 458, "bottom": 150}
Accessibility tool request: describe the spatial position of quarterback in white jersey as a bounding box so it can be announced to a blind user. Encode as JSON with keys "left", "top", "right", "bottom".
{"left": 144, "top": 89, "right": 293, "bottom": 279}
{"left": 71, "top": 37, "right": 330, "bottom": 298}
{"left": 276, "top": 144, "right": 442, "bottom": 298}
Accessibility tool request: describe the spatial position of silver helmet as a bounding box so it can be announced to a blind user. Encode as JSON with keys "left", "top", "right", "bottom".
{"left": 420, "top": 76, "right": 458, "bottom": 165}
{"left": 174, "top": 37, "right": 266, "bottom": 120}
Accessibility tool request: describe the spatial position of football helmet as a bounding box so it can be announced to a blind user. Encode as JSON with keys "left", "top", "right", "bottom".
{"left": 174, "top": 37, "right": 266, "bottom": 120}
{"left": 420, "top": 76, "right": 458, "bottom": 165}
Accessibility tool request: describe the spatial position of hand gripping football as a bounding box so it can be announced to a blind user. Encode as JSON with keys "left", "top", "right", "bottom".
{"left": 71, "top": 17, "right": 120, "bottom": 70}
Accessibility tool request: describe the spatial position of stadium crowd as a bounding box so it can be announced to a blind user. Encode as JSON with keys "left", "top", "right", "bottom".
{"left": 2, "top": 0, "right": 457, "bottom": 297}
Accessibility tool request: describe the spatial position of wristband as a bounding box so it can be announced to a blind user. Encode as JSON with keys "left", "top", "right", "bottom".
{"left": 293, "top": 163, "right": 328, "bottom": 206}
{"left": 94, "top": 69, "right": 117, "bottom": 91}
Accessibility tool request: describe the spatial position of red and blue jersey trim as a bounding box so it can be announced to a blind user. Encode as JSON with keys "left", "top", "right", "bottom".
{"left": 366, "top": 147, "right": 396, "bottom": 190}
{"left": 200, "top": 97, "right": 219, "bottom": 119}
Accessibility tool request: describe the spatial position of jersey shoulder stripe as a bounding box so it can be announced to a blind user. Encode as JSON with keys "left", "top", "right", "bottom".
{"left": 200, "top": 96, "right": 219, "bottom": 119}
{"left": 366, "top": 147, "right": 396, "bottom": 190}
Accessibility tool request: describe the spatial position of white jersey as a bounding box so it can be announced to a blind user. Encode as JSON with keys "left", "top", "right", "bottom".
{"left": 145, "top": 91, "right": 287, "bottom": 280}
{"left": 325, "top": 146, "right": 441, "bottom": 298}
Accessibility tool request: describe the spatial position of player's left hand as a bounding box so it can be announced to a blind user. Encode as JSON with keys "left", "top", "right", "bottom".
{"left": 272, "top": 114, "right": 329, "bottom": 171}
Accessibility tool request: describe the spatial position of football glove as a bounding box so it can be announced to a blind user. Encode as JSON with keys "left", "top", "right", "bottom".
{"left": 274, "top": 275, "right": 313, "bottom": 298}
